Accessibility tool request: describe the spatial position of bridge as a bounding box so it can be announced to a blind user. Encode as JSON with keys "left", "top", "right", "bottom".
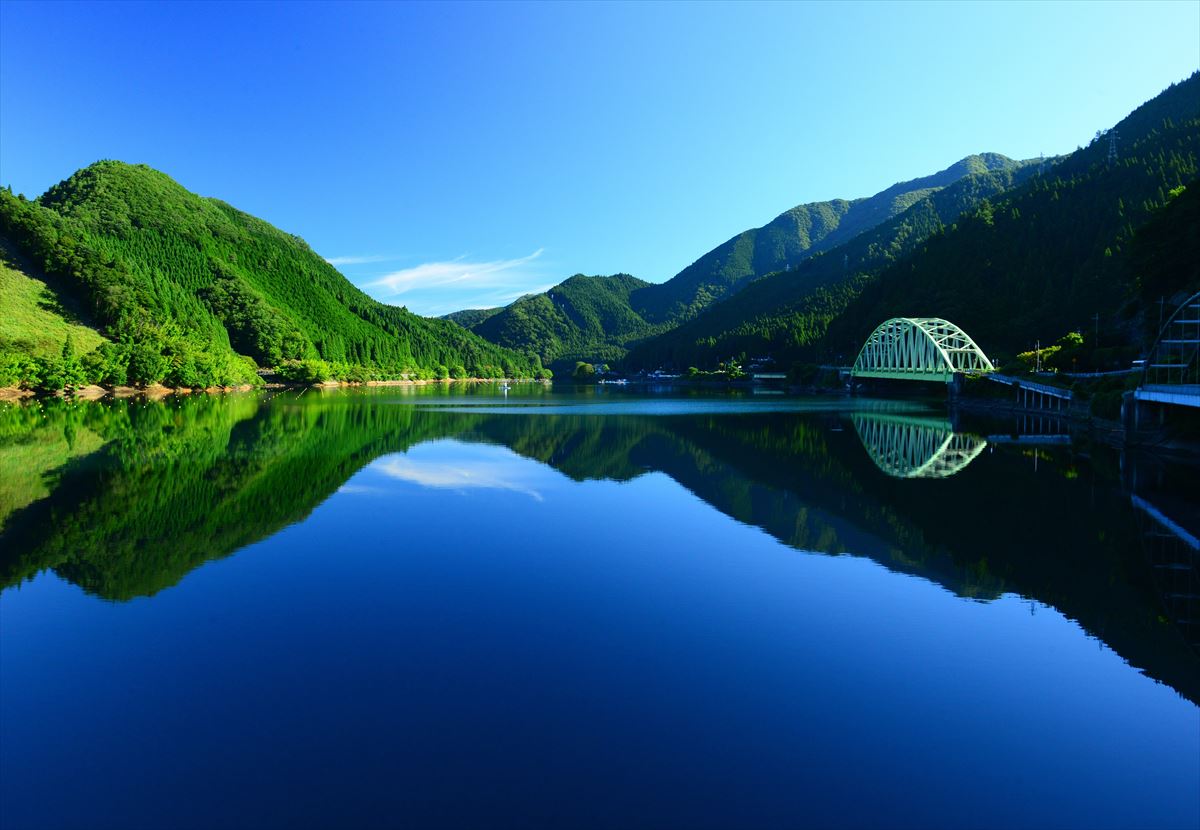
{"left": 852, "top": 413, "right": 987, "bottom": 479}
{"left": 851, "top": 318, "right": 994, "bottom": 383}
{"left": 1134, "top": 290, "right": 1200, "bottom": 410}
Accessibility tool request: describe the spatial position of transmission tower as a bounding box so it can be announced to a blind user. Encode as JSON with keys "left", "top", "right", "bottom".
{"left": 1108, "top": 129, "right": 1119, "bottom": 165}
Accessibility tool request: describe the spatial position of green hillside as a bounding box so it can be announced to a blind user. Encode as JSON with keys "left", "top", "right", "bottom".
{"left": 470, "top": 273, "right": 669, "bottom": 371}
{"left": 1127, "top": 175, "right": 1200, "bottom": 317}
{"left": 0, "top": 162, "right": 545, "bottom": 391}
{"left": 442, "top": 307, "right": 504, "bottom": 329}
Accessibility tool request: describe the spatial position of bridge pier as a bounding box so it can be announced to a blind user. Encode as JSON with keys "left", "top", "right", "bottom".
{"left": 1123, "top": 392, "right": 1167, "bottom": 433}
{"left": 1121, "top": 390, "right": 1200, "bottom": 453}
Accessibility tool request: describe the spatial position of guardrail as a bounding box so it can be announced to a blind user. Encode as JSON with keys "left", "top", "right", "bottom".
{"left": 985, "top": 373, "right": 1073, "bottom": 400}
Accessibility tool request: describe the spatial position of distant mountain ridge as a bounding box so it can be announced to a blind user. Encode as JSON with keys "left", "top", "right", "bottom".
{"left": 472, "top": 273, "right": 667, "bottom": 370}
{"left": 629, "top": 152, "right": 1022, "bottom": 324}
{"left": 625, "top": 157, "right": 1041, "bottom": 368}
{"left": 629, "top": 72, "right": 1200, "bottom": 371}
{"left": 453, "top": 153, "right": 1028, "bottom": 370}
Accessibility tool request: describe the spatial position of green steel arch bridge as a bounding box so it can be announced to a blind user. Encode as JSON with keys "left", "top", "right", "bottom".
{"left": 851, "top": 318, "right": 994, "bottom": 383}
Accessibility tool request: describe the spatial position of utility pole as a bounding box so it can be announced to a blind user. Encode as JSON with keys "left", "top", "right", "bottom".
{"left": 1093, "top": 312, "right": 1100, "bottom": 346}
{"left": 1035, "top": 340, "right": 1041, "bottom": 373}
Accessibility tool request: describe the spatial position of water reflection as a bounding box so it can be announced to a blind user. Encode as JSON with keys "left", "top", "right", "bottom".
{"left": 0, "top": 389, "right": 1197, "bottom": 705}
{"left": 851, "top": 412, "right": 987, "bottom": 478}
{"left": 372, "top": 442, "right": 546, "bottom": 501}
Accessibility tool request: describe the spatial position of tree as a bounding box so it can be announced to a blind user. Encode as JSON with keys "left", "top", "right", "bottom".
{"left": 59, "top": 336, "right": 87, "bottom": 392}
{"left": 127, "top": 342, "right": 169, "bottom": 385}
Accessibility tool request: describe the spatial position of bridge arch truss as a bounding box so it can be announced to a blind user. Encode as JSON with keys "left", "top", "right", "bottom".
{"left": 1142, "top": 290, "right": 1200, "bottom": 390}
{"left": 852, "top": 318, "right": 994, "bottom": 383}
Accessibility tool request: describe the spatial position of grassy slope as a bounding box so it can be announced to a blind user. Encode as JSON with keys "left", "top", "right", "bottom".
{"left": 0, "top": 239, "right": 106, "bottom": 361}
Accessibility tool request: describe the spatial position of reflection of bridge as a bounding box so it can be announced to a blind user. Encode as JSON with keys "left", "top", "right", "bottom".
{"left": 852, "top": 413, "right": 987, "bottom": 479}
{"left": 851, "top": 318, "right": 994, "bottom": 383}
{"left": 1132, "top": 494, "right": 1200, "bottom": 653}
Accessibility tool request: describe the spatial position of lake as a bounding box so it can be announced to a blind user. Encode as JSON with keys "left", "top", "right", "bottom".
{"left": 1, "top": 385, "right": 1197, "bottom": 829}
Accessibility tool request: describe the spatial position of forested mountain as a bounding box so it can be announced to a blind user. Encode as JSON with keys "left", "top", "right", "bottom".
{"left": 0, "top": 162, "right": 545, "bottom": 390}
{"left": 441, "top": 307, "right": 504, "bottom": 329}
{"left": 625, "top": 160, "right": 1042, "bottom": 368}
{"left": 1126, "top": 172, "right": 1200, "bottom": 318}
{"left": 456, "top": 153, "right": 1028, "bottom": 370}
{"left": 628, "top": 72, "right": 1200, "bottom": 370}
{"left": 815, "top": 73, "right": 1200, "bottom": 365}
{"left": 630, "top": 152, "right": 1024, "bottom": 324}
{"left": 466, "top": 273, "right": 669, "bottom": 371}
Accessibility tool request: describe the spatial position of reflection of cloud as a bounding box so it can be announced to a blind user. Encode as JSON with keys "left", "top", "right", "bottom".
{"left": 375, "top": 456, "right": 543, "bottom": 501}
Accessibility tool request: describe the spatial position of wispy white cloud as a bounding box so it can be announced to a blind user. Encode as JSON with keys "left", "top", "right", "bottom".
{"left": 336, "top": 483, "right": 386, "bottom": 495}
{"left": 365, "top": 249, "right": 545, "bottom": 297}
{"left": 324, "top": 254, "right": 394, "bottom": 266}
{"left": 414, "top": 283, "right": 558, "bottom": 317}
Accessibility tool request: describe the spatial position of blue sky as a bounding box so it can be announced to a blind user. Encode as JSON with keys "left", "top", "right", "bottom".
{"left": 1, "top": 1, "right": 1197, "bottom": 316}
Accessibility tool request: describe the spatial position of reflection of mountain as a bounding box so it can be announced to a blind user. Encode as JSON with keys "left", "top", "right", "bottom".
{"left": 0, "top": 395, "right": 487, "bottom": 599}
{"left": 1, "top": 392, "right": 1196, "bottom": 703}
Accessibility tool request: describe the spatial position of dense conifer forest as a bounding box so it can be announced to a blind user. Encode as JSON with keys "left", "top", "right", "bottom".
{"left": 0, "top": 163, "right": 547, "bottom": 391}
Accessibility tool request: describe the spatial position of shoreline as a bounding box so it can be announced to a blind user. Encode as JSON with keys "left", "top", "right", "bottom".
{"left": 0, "top": 377, "right": 544, "bottom": 402}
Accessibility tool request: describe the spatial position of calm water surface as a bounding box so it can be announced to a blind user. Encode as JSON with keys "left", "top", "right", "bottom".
{"left": 1, "top": 385, "right": 1198, "bottom": 829}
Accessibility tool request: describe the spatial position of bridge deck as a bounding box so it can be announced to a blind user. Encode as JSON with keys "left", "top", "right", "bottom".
{"left": 1134, "top": 385, "right": 1200, "bottom": 409}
